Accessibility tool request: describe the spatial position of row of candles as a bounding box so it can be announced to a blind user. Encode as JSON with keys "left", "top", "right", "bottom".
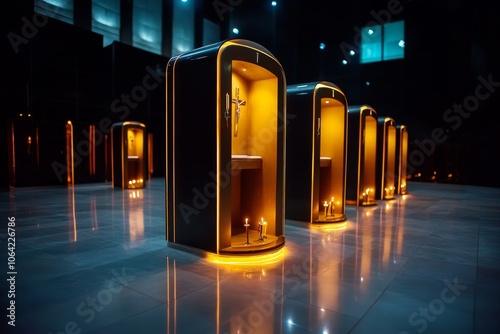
{"left": 244, "top": 217, "right": 268, "bottom": 244}
{"left": 128, "top": 178, "right": 144, "bottom": 188}
{"left": 361, "top": 188, "right": 372, "bottom": 204}
{"left": 361, "top": 185, "right": 396, "bottom": 202}
{"left": 384, "top": 186, "right": 395, "bottom": 198}
{"left": 323, "top": 197, "right": 335, "bottom": 218}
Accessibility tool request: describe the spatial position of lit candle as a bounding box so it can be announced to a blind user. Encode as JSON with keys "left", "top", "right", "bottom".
{"left": 258, "top": 217, "right": 264, "bottom": 241}
{"left": 330, "top": 197, "right": 334, "bottom": 216}
{"left": 323, "top": 201, "right": 328, "bottom": 217}
{"left": 244, "top": 218, "right": 250, "bottom": 245}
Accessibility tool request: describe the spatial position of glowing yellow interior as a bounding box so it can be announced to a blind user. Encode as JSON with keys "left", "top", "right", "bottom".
{"left": 384, "top": 124, "right": 397, "bottom": 197}
{"left": 230, "top": 60, "right": 278, "bottom": 237}
{"left": 319, "top": 97, "right": 345, "bottom": 212}
{"left": 362, "top": 115, "right": 377, "bottom": 201}
{"left": 126, "top": 128, "right": 144, "bottom": 188}
{"left": 400, "top": 129, "right": 408, "bottom": 193}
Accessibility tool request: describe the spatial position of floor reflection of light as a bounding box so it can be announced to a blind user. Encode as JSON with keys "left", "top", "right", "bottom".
{"left": 170, "top": 247, "right": 285, "bottom": 334}
{"left": 124, "top": 190, "right": 144, "bottom": 244}
{"left": 68, "top": 187, "right": 77, "bottom": 242}
{"left": 90, "top": 195, "right": 98, "bottom": 231}
{"left": 310, "top": 221, "right": 347, "bottom": 232}
{"left": 206, "top": 247, "right": 285, "bottom": 267}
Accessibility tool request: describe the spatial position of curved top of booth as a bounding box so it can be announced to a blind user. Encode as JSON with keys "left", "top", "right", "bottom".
{"left": 348, "top": 105, "right": 377, "bottom": 115}
{"left": 377, "top": 116, "right": 396, "bottom": 126}
{"left": 112, "top": 121, "right": 146, "bottom": 128}
{"left": 287, "top": 81, "right": 343, "bottom": 95}
{"left": 167, "top": 39, "right": 279, "bottom": 65}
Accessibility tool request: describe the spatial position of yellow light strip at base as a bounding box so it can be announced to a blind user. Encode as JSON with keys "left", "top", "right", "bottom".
{"left": 206, "top": 247, "right": 285, "bottom": 267}
{"left": 309, "top": 221, "right": 348, "bottom": 232}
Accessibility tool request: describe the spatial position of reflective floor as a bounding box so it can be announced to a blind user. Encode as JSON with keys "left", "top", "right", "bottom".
{"left": 1, "top": 179, "right": 499, "bottom": 333}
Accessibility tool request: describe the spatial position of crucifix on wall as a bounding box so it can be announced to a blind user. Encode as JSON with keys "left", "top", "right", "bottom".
{"left": 232, "top": 87, "right": 246, "bottom": 137}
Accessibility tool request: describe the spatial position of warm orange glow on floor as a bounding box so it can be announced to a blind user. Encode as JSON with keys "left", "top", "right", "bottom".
{"left": 206, "top": 247, "right": 285, "bottom": 267}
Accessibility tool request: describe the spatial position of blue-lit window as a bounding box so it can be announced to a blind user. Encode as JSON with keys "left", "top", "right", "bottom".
{"left": 92, "top": 0, "right": 120, "bottom": 47}
{"left": 383, "top": 21, "right": 405, "bottom": 61}
{"left": 172, "top": 0, "right": 195, "bottom": 55}
{"left": 361, "top": 26, "right": 382, "bottom": 63}
{"left": 35, "top": 0, "right": 74, "bottom": 25}
{"left": 133, "top": 0, "right": 162, "bottom": 55}
{"left": 361, "top": 20, "right": 404, "bottom": 64}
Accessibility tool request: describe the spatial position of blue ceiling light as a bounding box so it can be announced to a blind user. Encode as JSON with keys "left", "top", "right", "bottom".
{"left": 342, "top": 59, "right": 348, "bottom": 65}
{"left": 232, "top": 28, "right": 239, "bottom": 34}
{"left": 319, "top": 42, "right": 326, "bottom": 50}
{"left": 271, "top": 1, "right": 277, "bottom": 6}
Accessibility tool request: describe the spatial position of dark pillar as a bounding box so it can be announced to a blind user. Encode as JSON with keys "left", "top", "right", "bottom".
{"left": 120, "top": 0, "right": 133, "bottom": 45}
{"left": 74, "top": 0, "right": 91, "bottom": 30}
{"left": 162, "top": 0, "right": 173, "bottom": 57}
{"left": 194, "top": 0, "right": 203, "bottom": 48}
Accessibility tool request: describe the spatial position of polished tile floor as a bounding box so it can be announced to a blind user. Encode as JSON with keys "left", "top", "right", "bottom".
{"left": 1, "top": 179, "right": 499, "bottom": 333}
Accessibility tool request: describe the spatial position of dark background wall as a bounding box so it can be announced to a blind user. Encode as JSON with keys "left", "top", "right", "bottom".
{"left": 230, "top": 0, "right": 500, "bottom": 187}
{"left": 1, "top": 0, "right": 499, "bottom": 188}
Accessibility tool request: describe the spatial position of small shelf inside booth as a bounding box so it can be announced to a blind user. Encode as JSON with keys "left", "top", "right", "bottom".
{"left": 319, "top": 156, "right": 331, "bottom": 168}
{"left": 231, "top": 155, "right": 263, "bottom": 170}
